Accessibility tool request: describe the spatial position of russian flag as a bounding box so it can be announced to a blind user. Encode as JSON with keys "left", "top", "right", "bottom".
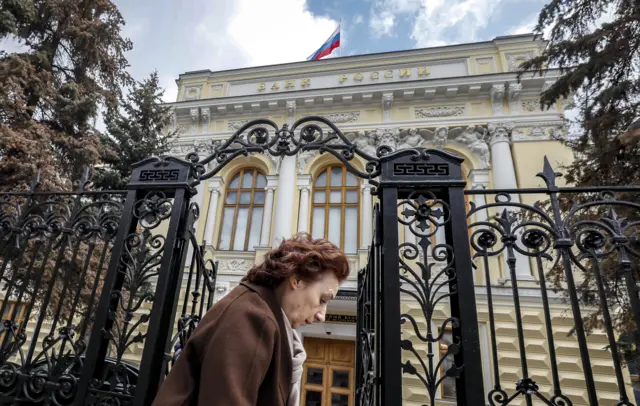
{"left": 307, "top": 24, "right": 341, "bottom": 61}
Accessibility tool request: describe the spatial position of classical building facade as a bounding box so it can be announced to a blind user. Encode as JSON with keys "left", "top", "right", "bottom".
{"left": 159, "top": 34, "right": 632, "bottom": 406}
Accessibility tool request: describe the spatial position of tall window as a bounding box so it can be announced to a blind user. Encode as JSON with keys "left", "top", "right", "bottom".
{"left": 311, "top": 165, "right": 359, "bottom": 254}
{"left": 218, "top": 168, "right": 266, "bottom": 251}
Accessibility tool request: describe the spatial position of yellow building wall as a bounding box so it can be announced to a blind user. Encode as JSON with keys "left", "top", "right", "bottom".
{"left": 401, "top": 298, "right": 635, "bottom": 406}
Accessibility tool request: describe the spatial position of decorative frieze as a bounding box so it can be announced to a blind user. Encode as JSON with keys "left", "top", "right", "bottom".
{"left": 218, "top": 258, "right": 251, "bottom": 273}
{"left": 511, "top": 124, "right": 565, "bottom": 141}
{"left": 506, "top": 52, "right": 535, "bottom": 72}
{"left": 452, "top": 126, "right": 491, "bottom": 169}
{"left": 414, "top": 105, "right": 465, "bottom": 118}
{"left": 228, "top": 119, "right": 249, "bottom": 131}
{"left": 522, "top": 100, "right": 540, "bottom": 112}
{"left": 184, "top": 86, "right": 202, "bottom": 101}
{"left": 323, "top": 111, "right": 360, "bottom": 124}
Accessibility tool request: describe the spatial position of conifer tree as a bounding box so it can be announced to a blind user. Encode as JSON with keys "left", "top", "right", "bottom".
{"left": 521, "top": 0, "right": 640, "bottom": 344}
{"left": 93, "top": 71, "right": 177, "bottom": 190}
{"left": 0, "top": 0, "right": 132, "bottom": 191}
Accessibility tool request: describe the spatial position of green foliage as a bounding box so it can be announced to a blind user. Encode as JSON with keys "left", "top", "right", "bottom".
{"left": 521, "top": 0, "right": 640, "bottom": 346}
{"left": 93, "top": 71, "right": 177, "bottom": 190}
{"left": 0, "top": 0, "right": 132, "bottom": 191}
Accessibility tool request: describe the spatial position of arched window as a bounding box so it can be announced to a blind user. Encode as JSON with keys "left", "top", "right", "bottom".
{"left": 218, "top": 168, "right": 266, "bottom": 251}
{"left": 311, "top": 165, "right": 359, "bottom": 254}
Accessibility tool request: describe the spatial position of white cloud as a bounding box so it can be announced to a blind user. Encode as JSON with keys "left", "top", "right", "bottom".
{"left": 411, "top": 0, "right": 503, "bottom": 47}
{"left": 193, "top": 0, "right": 337, "bottom": 69}
{"left": 353, "top": 14, "right": 364, "bottom": 25}
{"left": 370, "top": 10, "right": 396, "bottom": 37}
{"left": 507, "top": 14, "right": 537, "bottom": 35}
{"left": 369, "top": 0, "right": 421, "bottom": 37}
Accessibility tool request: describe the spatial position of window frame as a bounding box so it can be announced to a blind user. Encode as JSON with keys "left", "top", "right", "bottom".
{"left": 311, "top": 164, "right": 360, "bottom": 253}
{"left": 217, "top": 167, "right": 266, "bottom": 251}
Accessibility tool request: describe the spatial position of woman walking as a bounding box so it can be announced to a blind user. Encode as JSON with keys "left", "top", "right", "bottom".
{"left": 152, "top": 233, "right": 350, "bottom": 406}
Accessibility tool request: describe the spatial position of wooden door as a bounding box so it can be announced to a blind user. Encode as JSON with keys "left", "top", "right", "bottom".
{"left": 300, "top": 337, "right": 355, "bottom": 406}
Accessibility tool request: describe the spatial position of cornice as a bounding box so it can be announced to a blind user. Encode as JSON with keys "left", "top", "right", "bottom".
{"left": 177, "top": 35, "right": 540, "bottom": 82}
{"left": 167, "top": 69, "right": 563, "bottom": 112}
{"left": 169, "top": 112, "right": 563, "bottom": 146}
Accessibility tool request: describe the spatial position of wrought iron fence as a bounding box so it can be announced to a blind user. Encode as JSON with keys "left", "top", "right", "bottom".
{"left": 0, "top": 115, "right": 638, "bottom": 406}
{"left": 0, "top": 172, "right": 128, "bottom": 405}
{"left": 356, "top": 204, "right": 381, "bottom": 406}
{"left": 460, "top": 159, "right": 640, "bottom": 406}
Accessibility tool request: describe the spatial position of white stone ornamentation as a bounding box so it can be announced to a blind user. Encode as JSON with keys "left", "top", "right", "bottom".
{"left": 218, "top": 258, "right": 251, "bottom": 273}
{"left": 347, "top": 132, "right": 377, "bottom": 156}
{"left": 397, "top": 128, "right": 429, "bottom": 149}
{"left": 488, "top": 122, "right": 515, "bottom": 144}
{"left": 286, "top": 101, "right": 296, "bottom": 124}
{"left": 324, "top": 111, "right": 360, "bottom": 124}
{"left": 297, "top": 150, "right": 318, "bottom": 174}
{"left": 521, "top": 100, "right": 540, "bottom": 112}
{"left": 189, "top": 108, "right": 199, "bottom": 133}
{"left": 453, "top": 126, "right": 491, "bottom": 169}
{"left": 529, "top": 127, "right": 546, "bottom": 137}
{"left": 228, "top": 119, "right": 249, "bottom": 131}
{"left": 184, "top": 86, "right": 202, "bottom": 101}
{"left": 382, "top": 94, "right": 393, "bottom": 122}
{"left": 201, "top": 107, "right": 210, "bottom": 133}
{"left": 507, "top": 83, "right": 522, "bottom": 115}
{"left": 415, "top": 105, "right": 465, "bottom": 118}
{"left": 506, "top": 52, "right": 535, "bottom": 72}
{"left": 490, "top": 84, "right": 505, "bottom": 116}
{"left": 375, "top": 127, "right": 399, "bottom": 150}
{"left": 433, "top": 127, "right": 449, "bottom": 149}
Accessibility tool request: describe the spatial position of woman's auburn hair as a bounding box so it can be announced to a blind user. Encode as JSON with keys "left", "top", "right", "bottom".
{"left": 243, "top": 233, "right": 350, "bottom": 288}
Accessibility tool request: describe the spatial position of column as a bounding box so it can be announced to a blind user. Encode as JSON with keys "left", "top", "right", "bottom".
{"left": 360, "top": 183, "right": 374, "bottom": 249}
{"left": 297, "top": 175, "right": 312, "bottom": 233}
{"left": 272, "top": 101, "right": 298, "bottom": 246}
{"left": 468, "top": 169, "right": 491, "bottom": 284}
{"left": 468, "top": 169, "right": 490, "bottom": 223}
{"left": 488, "top": 123, "right": 532, "bottom": 279}
{"left": 203, "top": 177, "right": 224, "bottom": 247}
{"left": 260, "top": 176, "right": 278, "bottom": 246}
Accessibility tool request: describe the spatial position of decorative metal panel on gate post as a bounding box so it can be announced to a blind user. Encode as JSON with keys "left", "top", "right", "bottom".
{"left": 378, "top": 148, "right": 486, "bottom": 406}
{"left": 76, "top": 156, "right": 197, "bottom": 406}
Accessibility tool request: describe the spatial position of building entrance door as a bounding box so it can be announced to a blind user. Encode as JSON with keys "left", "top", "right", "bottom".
{"left": 301, "top": 337, "right": 355, "bottom": 406}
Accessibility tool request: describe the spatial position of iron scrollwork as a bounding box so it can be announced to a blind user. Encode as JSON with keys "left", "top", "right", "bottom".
{"left": 0, "top": 171, "right": 126, "bottom": 405}
{"left": 397, "top": 191, "right": 462, "bottom": 404}
{"left": 182, "top": 116, "right": 388, "bottom": 192}
{"left": 466, "top": 157, "right": 640, "bottom": 406}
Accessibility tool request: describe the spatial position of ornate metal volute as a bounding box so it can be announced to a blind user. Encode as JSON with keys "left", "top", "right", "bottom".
{"left": 77, "top": 156, "right": 197, "bottom": 406}
{"left": 378, "top": 147, "right": 485, "bottom": 405}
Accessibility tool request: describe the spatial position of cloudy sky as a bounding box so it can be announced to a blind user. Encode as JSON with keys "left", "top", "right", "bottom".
{"left": 113, "top": 0, "right": 546, "bottom": 102}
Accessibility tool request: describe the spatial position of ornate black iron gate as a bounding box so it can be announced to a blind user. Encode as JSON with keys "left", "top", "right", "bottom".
{"left": 0, "top": 116, "right": 638, "bottom": 406}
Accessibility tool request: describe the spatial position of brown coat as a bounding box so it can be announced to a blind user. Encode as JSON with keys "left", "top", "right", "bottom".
{"left": 152, "top": 281, "right": 292, "bottom": 406}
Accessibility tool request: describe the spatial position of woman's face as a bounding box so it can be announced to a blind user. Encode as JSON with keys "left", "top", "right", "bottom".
{"left": 281, "top": 272, "right": 340, "bottom": 329}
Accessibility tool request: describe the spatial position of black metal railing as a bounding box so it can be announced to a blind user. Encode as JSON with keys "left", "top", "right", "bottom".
{"left": 0, "top": 115, "right": 637, "bottom": 406}
{"left": 0, "top": 171, "right": 127, "bottom": 405}
{"left": 356, "top": 204, "right": 381, "bottom": 406}
{"left": 465, "top": 157, "right": 640, "bottom": 406}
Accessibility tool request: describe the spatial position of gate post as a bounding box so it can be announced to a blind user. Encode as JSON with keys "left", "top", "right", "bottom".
{"left": 76, "top": 156, "right": 196, "bottom": 406}
{"left": 377, "top": 148, "right": 485, "bottom": 406}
